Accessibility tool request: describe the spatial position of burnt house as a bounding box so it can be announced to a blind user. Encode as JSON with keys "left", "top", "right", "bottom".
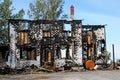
{"left": 0, "top": 19, "right": 107, "bottom": 69}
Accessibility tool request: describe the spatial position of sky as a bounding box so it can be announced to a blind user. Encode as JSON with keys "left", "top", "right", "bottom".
{"left": 12, "top": 0, "right": 120, "bottom": 60}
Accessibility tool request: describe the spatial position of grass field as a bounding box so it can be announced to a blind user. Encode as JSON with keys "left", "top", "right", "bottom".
{"left": 0, "top": 74, "right": 9, "bottom": 78}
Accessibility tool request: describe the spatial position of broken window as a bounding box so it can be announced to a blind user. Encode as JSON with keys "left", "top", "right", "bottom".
{"left": 0, "top": 46, "right": 9, "bottom": 62}
{"left": 20, "top": 47, "right": 36, "bottom": 60}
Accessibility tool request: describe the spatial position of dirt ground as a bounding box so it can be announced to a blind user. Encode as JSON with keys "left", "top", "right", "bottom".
{"left": 0, "top": 70, "right": 120, "bottom": 80}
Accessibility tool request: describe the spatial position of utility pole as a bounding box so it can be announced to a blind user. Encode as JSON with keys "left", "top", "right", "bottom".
{"left": 112, "top": 44, "right": 115, "bottom": 69}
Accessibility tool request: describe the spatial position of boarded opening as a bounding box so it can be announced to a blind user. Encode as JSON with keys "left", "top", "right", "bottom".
{"left": 17, "top": 30, "right": 30, "bottom": 45}
{"left": 20, "top": 47, "right": 36, "bottom": 60}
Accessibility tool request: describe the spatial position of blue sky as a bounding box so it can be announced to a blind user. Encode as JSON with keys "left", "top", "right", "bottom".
{"left": 12, "top": 0, "right": 120, "bottom": 60}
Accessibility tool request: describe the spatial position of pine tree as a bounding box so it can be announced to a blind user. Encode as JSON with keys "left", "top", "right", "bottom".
{"left": 0, "top": 0, "right": 25, "bottom": 45}
{"left": 28, "top": 0, "right": 64, "bottom": 20}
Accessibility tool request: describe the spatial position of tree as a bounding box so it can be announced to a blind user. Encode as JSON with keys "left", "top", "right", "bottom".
{"left": 0, "top": 0, "right": 25, "bottom": 46}
{"left": 106, "top": 52, "right": 111, "bottom": 63}
{"left": 28, "top": 0, "right": 65, "bottom": 20}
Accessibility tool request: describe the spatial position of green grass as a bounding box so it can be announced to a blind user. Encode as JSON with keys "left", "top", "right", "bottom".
{"left": 0, "top": 74, "right": 10, "bottom": 78}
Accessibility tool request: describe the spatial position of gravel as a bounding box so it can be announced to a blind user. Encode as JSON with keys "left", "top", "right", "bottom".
{"left": 0, "top": 70, "right": 120, "bottom": 80}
